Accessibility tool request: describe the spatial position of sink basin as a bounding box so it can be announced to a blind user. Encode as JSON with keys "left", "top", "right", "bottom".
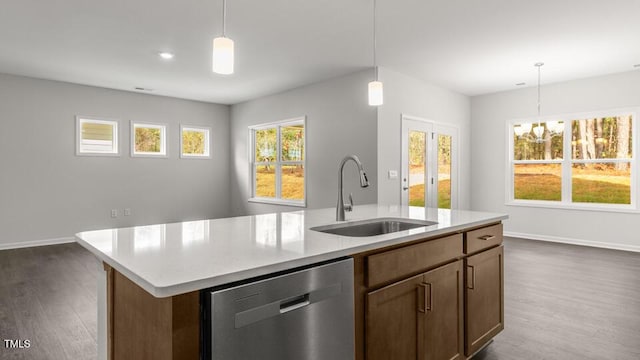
{"left": 310, "top": 218, "right": 437, "bottom": 237}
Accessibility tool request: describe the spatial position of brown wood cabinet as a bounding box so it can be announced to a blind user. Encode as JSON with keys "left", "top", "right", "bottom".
{"left": 366, "top": 260, "right": 464, "bottom": 360}
{"left": 354, "top": 222, "right": 504, "bottom": 360}
{"left": 422, "top": 260, "right": 464, "bottom": 360}
{"left": 366, "top": 272, "right": 424, "bottom": 359}
{"left": 464, "top": 245, "right": 504, "bottom": 356}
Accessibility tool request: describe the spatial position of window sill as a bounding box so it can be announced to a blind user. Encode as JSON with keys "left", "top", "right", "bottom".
{"left": 248, "top": 197, "right": 306, "bottom": 208}
{"left": 131, "top": 153, "right": 168, "bottom": 158}
{"left": 180, "top": 154, "right": 211, "bottom": 159}
{"left": 76, "top": 152, "right": 120, "bottom": 157}
{"left": 506, "top": 200, "right": 640, "bottom": 214}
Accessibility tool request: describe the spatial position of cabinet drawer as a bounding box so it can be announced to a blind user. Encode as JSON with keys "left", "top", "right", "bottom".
{"left": 367, "top": 234, "right": 463, "bottom": 288}
{"left": 465, "top": 224, "right": 503, "bottom": 254}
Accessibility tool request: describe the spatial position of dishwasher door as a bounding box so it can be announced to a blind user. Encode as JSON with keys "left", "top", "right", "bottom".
{"left": 209, "top": 258, "right": 354, "bottom": 360}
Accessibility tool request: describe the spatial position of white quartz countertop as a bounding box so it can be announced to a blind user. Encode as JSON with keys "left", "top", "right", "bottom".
{"left": 75, "top": 205, "right": 508, "bottom": 298}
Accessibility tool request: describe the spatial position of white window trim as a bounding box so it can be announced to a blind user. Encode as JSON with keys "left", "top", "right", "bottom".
{"left": 180, "top": 125, "right": 211, "bottom": 159}
{"left": 75, "top": 116, "right": 120, "bottom": 156}
{"left": 505, "top": 107, "right": 638, "bottom": 212}
{"left": 131, "top": 121, "right": 168, "bottom": 158}
{"left": 248, "top": 116, "right": 307, "bottom": 207}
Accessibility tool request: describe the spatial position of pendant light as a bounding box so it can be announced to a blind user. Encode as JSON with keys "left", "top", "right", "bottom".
{"left": 368, "top": 0, "right": 383, "bottom": 106}
{"left": 212, "top": 0, "right": 234, "bottom": 75}
{"left": 532, "top": 62, "right": 544, "bottom": 142}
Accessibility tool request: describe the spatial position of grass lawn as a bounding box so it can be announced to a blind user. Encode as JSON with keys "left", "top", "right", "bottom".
{"left": 256, "top": 166, "right": 304, "bottom": 200}
{"left": 514, "top": 164, "right": 630, "bottom": 204}
{"left": 408, "top": 180, "right": 451, "bottom": 208}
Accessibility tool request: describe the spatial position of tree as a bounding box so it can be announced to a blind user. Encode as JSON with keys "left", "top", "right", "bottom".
{"left": 616, "top": 115, "right": 631, "bottom": 170}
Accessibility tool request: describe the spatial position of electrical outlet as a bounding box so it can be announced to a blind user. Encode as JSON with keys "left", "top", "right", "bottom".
{"left": 124, "top": 208, "right": 131, "bottom": 216}
{"left": 111, "top": 209, "right": 118, "bottom": 218}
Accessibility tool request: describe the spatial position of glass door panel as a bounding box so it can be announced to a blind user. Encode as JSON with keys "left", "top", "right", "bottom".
{"left": 408, "top": 130, "right": 427, "bottom": 206}
{"left": 438, "top": 134, "right": 452, "bottom": 209}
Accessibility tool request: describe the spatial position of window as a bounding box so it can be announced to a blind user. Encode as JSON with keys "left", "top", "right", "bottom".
{"left": 76, "top": 116, "right": 119, "bottom": 155}
{"left": 180, "top": 125, "right": 211, "bottom": 158}
{"left": 508, "top": 109, "right": 636, "bottom": 210}
{"left": 131, "top": 122, "right": 167, "bottom": 157}
{"left": 249, "top": 117, "right": 305, "bottom": 206}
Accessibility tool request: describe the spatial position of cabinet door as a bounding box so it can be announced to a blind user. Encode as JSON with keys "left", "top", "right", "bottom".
{"left": 421, "top": 260, "right": 464, "bottom": 360}
{"left": 465, "top": 245, "right": 504, "bottom": 356}
{"left": 366, "top": 273, "right": 424, "bottom": 360}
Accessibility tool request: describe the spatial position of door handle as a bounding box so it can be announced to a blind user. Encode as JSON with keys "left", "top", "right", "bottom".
{"left": 467, "top": 265, "right": 475, "bottom": 289}
{"left": 402, "top": 186, "right": 409, "bottom": 191}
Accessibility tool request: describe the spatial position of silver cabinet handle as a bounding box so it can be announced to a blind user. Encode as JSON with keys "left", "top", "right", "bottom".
{"left": 478, "top": 235, "right": 496, "bottom": 241}
{"left": 467, "top": 265, "right": 475, "bottom": 289}
{"left": 417, "top": 283, "right": 432, "bottom": 312}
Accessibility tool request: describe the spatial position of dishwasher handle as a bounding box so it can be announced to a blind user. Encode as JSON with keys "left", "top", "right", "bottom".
{"left": 279, "top": 294, "right": 310, "bottom": 314}
{"left": 234, "top": 283, "right": 342, "bottom": 328}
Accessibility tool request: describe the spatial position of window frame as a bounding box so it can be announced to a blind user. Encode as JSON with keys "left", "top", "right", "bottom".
{"left": 130, "top": 121, "right": 168, "bottom": 158}
{"left": 75, "top": 116, "right": 120, "bottom": 156}
{"left": 248, "top": 116, "right": 307, "bottom": 207}
{"left": 180, "top": 125, "right": 211, "bottom": 159}
{"left": 506, "top": 108, "right": 638, "bottom": 212}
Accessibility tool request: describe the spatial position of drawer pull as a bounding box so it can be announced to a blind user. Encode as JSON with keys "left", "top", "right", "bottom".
{"left": 478, "top": 235, "right": 495, "bottom": 241}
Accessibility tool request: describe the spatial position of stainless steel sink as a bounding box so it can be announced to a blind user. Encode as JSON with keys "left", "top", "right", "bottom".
{"left": 310, "top": 218, "right": 437, "bottom": 237}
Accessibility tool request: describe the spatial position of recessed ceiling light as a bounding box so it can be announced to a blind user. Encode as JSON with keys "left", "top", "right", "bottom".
{"left": 634, "top": 64, "right": 640, "bottom": 68}
{"left": 515, "top": 82, "right": 526, "bottom": 86}
{"left": 158, "top": 52, "right": 174, "bottom": 60}
{"left": 134, "top": 87, "right": 153, "bottom": 92}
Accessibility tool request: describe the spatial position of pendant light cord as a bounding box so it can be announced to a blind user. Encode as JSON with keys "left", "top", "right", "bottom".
{"left": 222, "top": 0, "right": 227, "bottom": 38}
{"left": 373, "top": 0, "right": 377, "bottom": 81}
{"left": 537, "top": 64, "right": 541, "bottom": 117}
{"left": 535, "top": 62, "right": 544, "bottom": 132}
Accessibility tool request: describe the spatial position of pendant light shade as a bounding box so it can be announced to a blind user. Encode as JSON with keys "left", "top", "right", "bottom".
{"left": 212, "top": 0, "right": 234, "bottom": 75}
{"left": 368, "top": 80, "right": 383, "bottom": 106}
{"left": 368, "top": 0, "right": 382, "bottom": 106}
{"left": 212, "top": 36, "right": 234, "bottom": 74}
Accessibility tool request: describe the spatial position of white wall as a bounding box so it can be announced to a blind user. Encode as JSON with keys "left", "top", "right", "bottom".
{"left": 377, "top": 67, "right": 471, "bottom": 209}
{"left": 229, "top": 70, "right": 378, "bottom": 216}
{"left": 471, "top": 70, "right": 640, "bottom": 251}
{"left": 0, "top": 73, "right": 231, "bottom": 248}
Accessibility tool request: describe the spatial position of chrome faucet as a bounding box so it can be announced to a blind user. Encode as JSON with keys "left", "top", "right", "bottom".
{"left": 337, "top": 155, "right": 370, "bottom": 221}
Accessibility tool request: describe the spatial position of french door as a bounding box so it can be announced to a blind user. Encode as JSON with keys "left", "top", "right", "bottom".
{"left": 401, "top": 115, "right": 458, "bottom": 209}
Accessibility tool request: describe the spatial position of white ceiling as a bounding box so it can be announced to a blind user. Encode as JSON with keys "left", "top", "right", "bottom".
{"left": 1, "top": 0, "right": 639, "bottom": 104}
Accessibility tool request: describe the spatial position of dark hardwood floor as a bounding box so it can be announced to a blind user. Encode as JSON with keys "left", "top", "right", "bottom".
{"left": 0, "top": 243, "right": 100, "bottom": 360}
{"left": 474, "top": 237, "right": 640, "bottom": 360}
{"left": 1, "top": 238, "right": 640, "bottom": 359}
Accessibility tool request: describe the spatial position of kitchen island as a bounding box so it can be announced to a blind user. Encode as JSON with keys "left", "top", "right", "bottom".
{"left": 76, "top": 204, "right": 508, "bottom": 360}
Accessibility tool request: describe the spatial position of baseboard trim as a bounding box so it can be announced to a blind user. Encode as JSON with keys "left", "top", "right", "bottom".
{"left": 504, "top": 231, "right": 640, "bottom": 253}
{"left": 0, "top": 237, "right": 76, "bottom": 251}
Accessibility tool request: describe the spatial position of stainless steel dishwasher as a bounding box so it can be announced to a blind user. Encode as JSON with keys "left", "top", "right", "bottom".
{"left": 206, "top": 258, "right": 354, "bottom": 360}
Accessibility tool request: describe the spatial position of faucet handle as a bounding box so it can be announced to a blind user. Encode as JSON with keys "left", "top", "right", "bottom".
{"left": 345, "top": 193, "right": 354, "bottom": 212}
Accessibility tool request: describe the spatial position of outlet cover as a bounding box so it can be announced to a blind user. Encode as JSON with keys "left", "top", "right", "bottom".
{"left": 110, "top": 209, "right": 118, "bottom": 218}
{"left": 124, "top": 208, "right": 131, "bottom": 216}
{"left": 388, "top": 170, "right": 398, "bottom": 179}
